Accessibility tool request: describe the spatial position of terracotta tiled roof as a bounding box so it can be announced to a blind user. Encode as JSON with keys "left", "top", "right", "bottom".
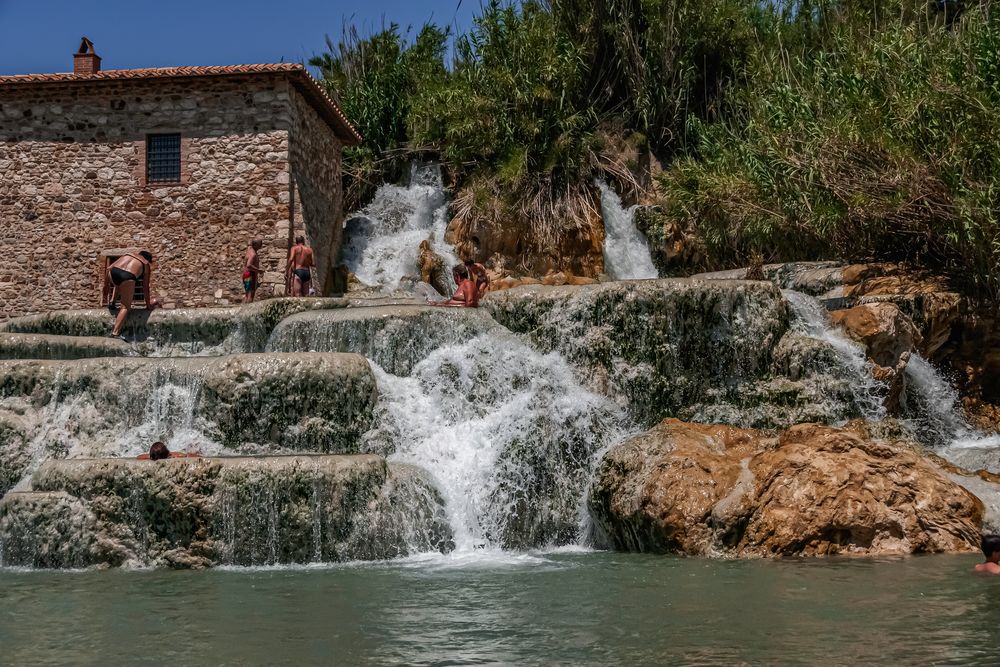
{"left": 0, "top": 63, "right": 362, "bottom": 145}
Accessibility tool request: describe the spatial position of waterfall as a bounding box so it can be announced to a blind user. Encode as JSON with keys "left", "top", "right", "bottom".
{"left": 364, "top": 334, "right": 629, "bottom": 552}
{"left": 341, "top": 163, "right": 459, "bottom": 290}
{"left": 782, "top": 290, "right": 888, "bottom": 422}
{"left": 597, "top": 180, "right": 658, "bottom": 280}
{"left": 903, "top": 354, "right": 1000, "bottom": 462}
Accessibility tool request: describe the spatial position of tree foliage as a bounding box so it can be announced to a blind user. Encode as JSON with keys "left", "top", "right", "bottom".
{"left": 311, "top": 0, "right": 1000, "bottom": 299}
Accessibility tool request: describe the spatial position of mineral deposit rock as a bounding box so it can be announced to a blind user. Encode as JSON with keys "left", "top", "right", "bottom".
{"left": 483, "top": 279, "right": 790, "bottom": 426}
{"left": 590, "top": 419, "right": 983, "bottom": 557}
{"left": 0, "top": 455, "right": 454, "bottom": 569}
{"left": 831, "top": 302, "right": 922, "bottom": 411}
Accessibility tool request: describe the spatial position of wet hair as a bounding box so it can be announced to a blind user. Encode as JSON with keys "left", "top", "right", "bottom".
{"left": 982, "top": 534, "right": 1000, "bottom": 558}
{"left": 149, "top": 441, "right": 170, "bottom": 461}
{"left": 453, "top": 264, "right": 470, "bottom": 280}
{"left": 295, "top": 235, "right": 306, "bottom": 244}
{"left": 251, "top": 238, "right": 263, "bottom": 249}
{"left": 139, "top": 250, "right": 153, "bottom": 262}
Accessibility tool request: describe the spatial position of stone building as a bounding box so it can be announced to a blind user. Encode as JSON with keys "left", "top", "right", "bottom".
{"left": 0, "top": 38, "right": 361, "bottom": 318}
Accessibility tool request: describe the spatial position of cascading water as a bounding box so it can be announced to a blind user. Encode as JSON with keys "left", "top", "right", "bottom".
{"left": 365, "top": 334, "right": 629, "bottom": 551}
{"left": 903, "top": 354, "right": 1000, "bottom": 468}
{"left": 782, "top": 289, "right": 888, "bottom": 422}
{"left": 597, "top": 180, "right": 658, "bottom": 280}
{"left": 341, "top": 163, "right": 459, "bottom": 290}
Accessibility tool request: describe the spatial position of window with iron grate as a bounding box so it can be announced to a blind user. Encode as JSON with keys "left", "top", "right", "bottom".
{"left": 146, "top": 133, "right": 181, "bottom": 183}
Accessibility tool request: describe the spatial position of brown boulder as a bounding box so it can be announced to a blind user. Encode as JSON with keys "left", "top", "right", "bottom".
{"left": 841, "top": 263, "right": 961, "bottom": 357}
{"left": 490, "top": 276, "right": 542, "bottom": 292}
{"left": 417, "top": 240, "right": 451, "bottom": 297}
{"left": 590, "top": 419, "right": 982, "bottom": 558}
{"left": 446, "top": 180, "right": 605, "bottom": 279}
{"left": 831, "top": 302, "right": 922, "bottom": 412}
{"left": 542, "top": 271, "right": 569, "bottom": 287}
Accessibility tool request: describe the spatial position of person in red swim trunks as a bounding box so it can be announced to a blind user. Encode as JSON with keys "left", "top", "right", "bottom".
{"left": 243, "top": 238, "right": 263, "bottom": 303}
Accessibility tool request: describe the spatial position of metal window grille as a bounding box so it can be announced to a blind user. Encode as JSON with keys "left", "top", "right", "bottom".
{"left": 146, "top": 133, "right": 181, "bottom": 183}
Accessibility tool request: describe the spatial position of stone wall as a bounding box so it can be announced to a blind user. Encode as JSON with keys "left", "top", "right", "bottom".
{"left": 0, "top": 73, "right": 344, "bottom": 318}
{"left": 288, "top": 84, "right": 344, "bottom": 295}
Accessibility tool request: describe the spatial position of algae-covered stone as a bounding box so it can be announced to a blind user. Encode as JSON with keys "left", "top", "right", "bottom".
{"left": 0, "top": 353, "right": 378, "bottom": 479}
{"left": 267, "top": 304, "right": 500, "bottom": 375}
{"left": 198, "top": 353, "right": 378, "bottom": 452}
{"left": 0, "top": 417, "right": 30, "bottom": 495}
{"left": 483, "top": 279, "right": 789, "bottom": 425}
{"left": 2, "top": 454, "right": 454, "bottom": 568}
{"left": 0, "top": 333, "right": 129, "bottom": 360}
{"left": 0, "top": 298, "right": 348, "bottom": 356}
{"left": 0, "top": 492, "right": 105, "bottom": 568}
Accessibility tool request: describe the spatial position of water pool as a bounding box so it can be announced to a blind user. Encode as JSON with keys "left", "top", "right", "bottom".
{"left": 2, "top": 551, "right": 997, "bottom": 665}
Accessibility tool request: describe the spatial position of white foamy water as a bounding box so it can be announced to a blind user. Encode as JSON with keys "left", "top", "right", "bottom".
{"left": 342, "top": 163, "right": 459, "bottom": 290}
{"left": 597, "top": 180, "right": 658, "bottom": 280}
{"left": 783, "top": 290, "right": 888, "bottom": 422}
{"left": 903, "top": 354, "right": 1000, "bottom": 454}
{"left": 367, "top": 334, "right": 628, "bottom": 552}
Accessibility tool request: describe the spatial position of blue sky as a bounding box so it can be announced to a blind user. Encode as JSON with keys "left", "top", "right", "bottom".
{"left": 0, "top": 0, "right": 477, "bottom": 75}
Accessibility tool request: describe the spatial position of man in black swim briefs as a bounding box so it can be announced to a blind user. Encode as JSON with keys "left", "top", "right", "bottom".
{"left": 286, "top": 235, "right": 315, "bottom": 297}
{"left": 106, "top": 250, "right": 158, "bottom": 337}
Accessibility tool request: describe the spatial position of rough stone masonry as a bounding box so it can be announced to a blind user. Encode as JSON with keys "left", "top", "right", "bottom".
{"left": 0, "top": 44, "right": 360, "bottom": 319}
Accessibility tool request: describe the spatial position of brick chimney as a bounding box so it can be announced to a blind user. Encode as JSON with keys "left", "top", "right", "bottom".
{"left": 73, "top": 37, "right": 101, "bottom": 75}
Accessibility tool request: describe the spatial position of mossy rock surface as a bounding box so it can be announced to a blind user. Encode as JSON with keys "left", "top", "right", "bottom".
{"left": 1, "top": 455, "right": 453, "bottom": 568}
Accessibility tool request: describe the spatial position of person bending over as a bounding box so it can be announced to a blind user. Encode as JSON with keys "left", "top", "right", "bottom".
{"left": 286, "top": 235, "right": 315, "bottom": 297}
{"left": 107, "top": 250, "right": 158, "bottom": 337}
{"left": 243, "top": 238, "right": 263, "bottom": 303}
{"left": 429, "top": 264, "right": 479, "bottom": 307}
{"left": 974, "top": 534, "right": 1000, "bottom": 574}
{"left": 464, "top": 258, "right": 490, "bottom": 298}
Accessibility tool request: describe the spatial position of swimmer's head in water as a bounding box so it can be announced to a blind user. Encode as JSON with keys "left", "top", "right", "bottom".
{"left": 982, "top": 534, "right": 1000, "bottom": 560}
{"left": 149, "top": 441, "right": 170, "bottom": 461}
{"left": 139, "top": 250, "right": 153, "bottom": 262}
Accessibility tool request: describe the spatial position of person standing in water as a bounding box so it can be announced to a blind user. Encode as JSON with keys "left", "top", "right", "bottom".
{"left": 106, "top": 250, "right": 158, "bottom": 337}
{"left": 429, "top": 264, "right": 479, "bottom": 307}
{"left": 974, "top": 534, "right": 1000, "bottom": 574}
{"left": 286, "top": 235, "right": 314, "bottom": 297}
{"left": 243, "top": 238, "right": 263, "bottom": 303}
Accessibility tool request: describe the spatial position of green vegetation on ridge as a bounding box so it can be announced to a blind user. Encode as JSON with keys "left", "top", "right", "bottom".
{"left": 311, "top": 1, "right": 1000, "bottom": 301}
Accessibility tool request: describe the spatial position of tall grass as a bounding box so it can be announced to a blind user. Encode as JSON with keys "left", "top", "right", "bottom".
{"left": 312, "top": 0, "right": 1000, "bottom": 298}
{"left": 658, "top": 2, "right": 1000, "bottom": 300}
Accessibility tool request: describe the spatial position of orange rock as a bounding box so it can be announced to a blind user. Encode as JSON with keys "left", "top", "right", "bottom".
{"left": 831, "top": 302, "right": 921, "bottom": 412}
{"left": 567, "top": 276, "right": 597, "bottom": 286}
{"left": 590, "top": 419, "right": 983, "bottom": 558}
{"left": 840, "top": 263, "right": 961, "bottom": 356}
{"left": 541, "top": 271, "right": 568, "bottom": 287}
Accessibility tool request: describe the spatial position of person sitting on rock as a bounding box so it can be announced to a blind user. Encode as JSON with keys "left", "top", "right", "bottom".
{"left": 106, "top": 250, "right": 159, "bottom": 338}
{"left": 974, "top": 534, "right": 1000, "bottom": 574}
{"left": 429, "top": 264, "right": 479, "bottom": 308}
{"left": 137, "top": 441, "right": 201, "bottom": 461}
{"left": 464, "top": 258, "right": 490, "bottom": 298}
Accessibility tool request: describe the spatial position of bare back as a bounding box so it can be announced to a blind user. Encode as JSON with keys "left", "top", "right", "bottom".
{"left": 245, "top": 246, "right": 261, "bottom": 273}
{"left": 289, "top": 244, "right": 314, "bottom": 270}
{"left": 110, "top": 254, "right": 147, "bottom": 277}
